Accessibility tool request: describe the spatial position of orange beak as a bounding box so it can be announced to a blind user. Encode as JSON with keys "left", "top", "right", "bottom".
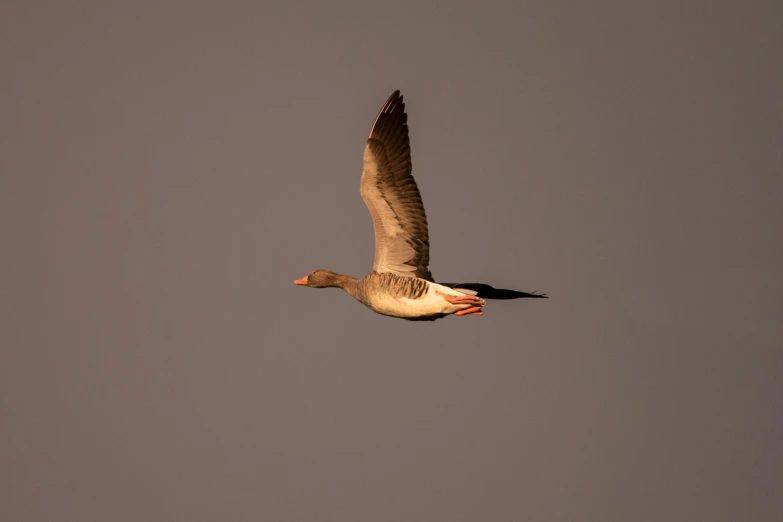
{"left": 294, "top": 276, "right": 309, "bottom": 286}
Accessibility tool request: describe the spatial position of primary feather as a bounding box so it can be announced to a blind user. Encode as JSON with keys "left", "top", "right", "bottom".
{"left": 360, "top": 91, "right": 433, "bottom": 281}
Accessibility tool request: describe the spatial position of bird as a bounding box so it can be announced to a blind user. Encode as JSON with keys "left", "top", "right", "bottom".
{"left": 294, "top": 90, "right": 548, "bottom": 321}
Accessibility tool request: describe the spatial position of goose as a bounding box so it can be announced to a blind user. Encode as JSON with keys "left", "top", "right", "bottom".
{"left": 294, "top": 90, "right": 548, "bottom": 321}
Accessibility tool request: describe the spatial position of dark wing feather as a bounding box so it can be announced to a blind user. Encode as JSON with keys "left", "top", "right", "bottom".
{"left": 360, "top": 90, "right": 432, "bottom": 281}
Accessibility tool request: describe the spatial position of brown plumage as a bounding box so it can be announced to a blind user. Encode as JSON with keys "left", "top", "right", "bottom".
{"left": 294, "top": 90, "right": 548, "bottom": 321}
{"left": 361, "top": 92, "right": 432, "bottom": 281}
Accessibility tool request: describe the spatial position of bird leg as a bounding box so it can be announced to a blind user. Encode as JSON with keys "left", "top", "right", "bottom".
{"left": 454, "top": 306, "right": 483, "bottom": 316}
{"left": 436, "top": 291, "right": 484, "bottom": 306}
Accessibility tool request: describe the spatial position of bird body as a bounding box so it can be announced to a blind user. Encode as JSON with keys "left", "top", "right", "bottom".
{"left": 294, "top": 90, "right": 547, "bottom": 320}
{"left": 354, "top": 272, "right": 485, "bottom": 320}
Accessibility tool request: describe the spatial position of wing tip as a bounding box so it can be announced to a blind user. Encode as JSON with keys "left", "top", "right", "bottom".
{"left": 369, "top": 89, "right": 407, "bottom": 138}
{"left": 388, "top": 89, "right": 402, "bottom": 104}
{"left": 387, "top": 89, "right": 403, "bottom": 112}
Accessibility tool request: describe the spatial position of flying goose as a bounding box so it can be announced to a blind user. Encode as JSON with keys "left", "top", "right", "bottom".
{"left": 294, "top": 90, "right": 547, "bottom": 320}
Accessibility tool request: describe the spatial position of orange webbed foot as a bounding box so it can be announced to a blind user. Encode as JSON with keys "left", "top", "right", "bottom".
{"left": 454, "top": 306, "right": 483, "bottom": 316}
{"left": 436, "top": 290, "right": 483, "bottom": 306}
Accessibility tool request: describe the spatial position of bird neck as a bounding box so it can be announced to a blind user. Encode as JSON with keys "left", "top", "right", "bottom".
{"left": 331, "top": 273, "right": 366, "bottom": 303}
{"left": 329, "top": 273, "right": 359, "bottom": 291}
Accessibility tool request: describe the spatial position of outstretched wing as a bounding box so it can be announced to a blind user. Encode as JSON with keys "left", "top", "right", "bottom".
{"left": 360, "top": 90, "right": 432, "bottom": 281}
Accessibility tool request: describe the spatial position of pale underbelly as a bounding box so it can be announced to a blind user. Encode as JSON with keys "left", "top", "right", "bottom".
{"left": 365, "top": 286, "right": 472, "bottom": 318}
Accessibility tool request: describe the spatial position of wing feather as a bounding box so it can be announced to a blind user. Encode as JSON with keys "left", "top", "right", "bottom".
{"left": 360, "top": 90, "right": 432, "bottom": 281}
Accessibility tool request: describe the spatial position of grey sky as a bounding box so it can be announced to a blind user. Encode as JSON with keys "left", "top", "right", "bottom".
{"left": 2, "top": 1, "right": 782, "bottom": 521}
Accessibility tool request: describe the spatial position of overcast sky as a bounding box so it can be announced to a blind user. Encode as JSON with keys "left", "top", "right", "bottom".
{"left": 2, "top": 1, "right": 782, "bottom": 521}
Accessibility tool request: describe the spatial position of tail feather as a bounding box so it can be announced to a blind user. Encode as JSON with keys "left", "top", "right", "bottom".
{"left": 441, "top": 282, "right": 548, "bottom": 300}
